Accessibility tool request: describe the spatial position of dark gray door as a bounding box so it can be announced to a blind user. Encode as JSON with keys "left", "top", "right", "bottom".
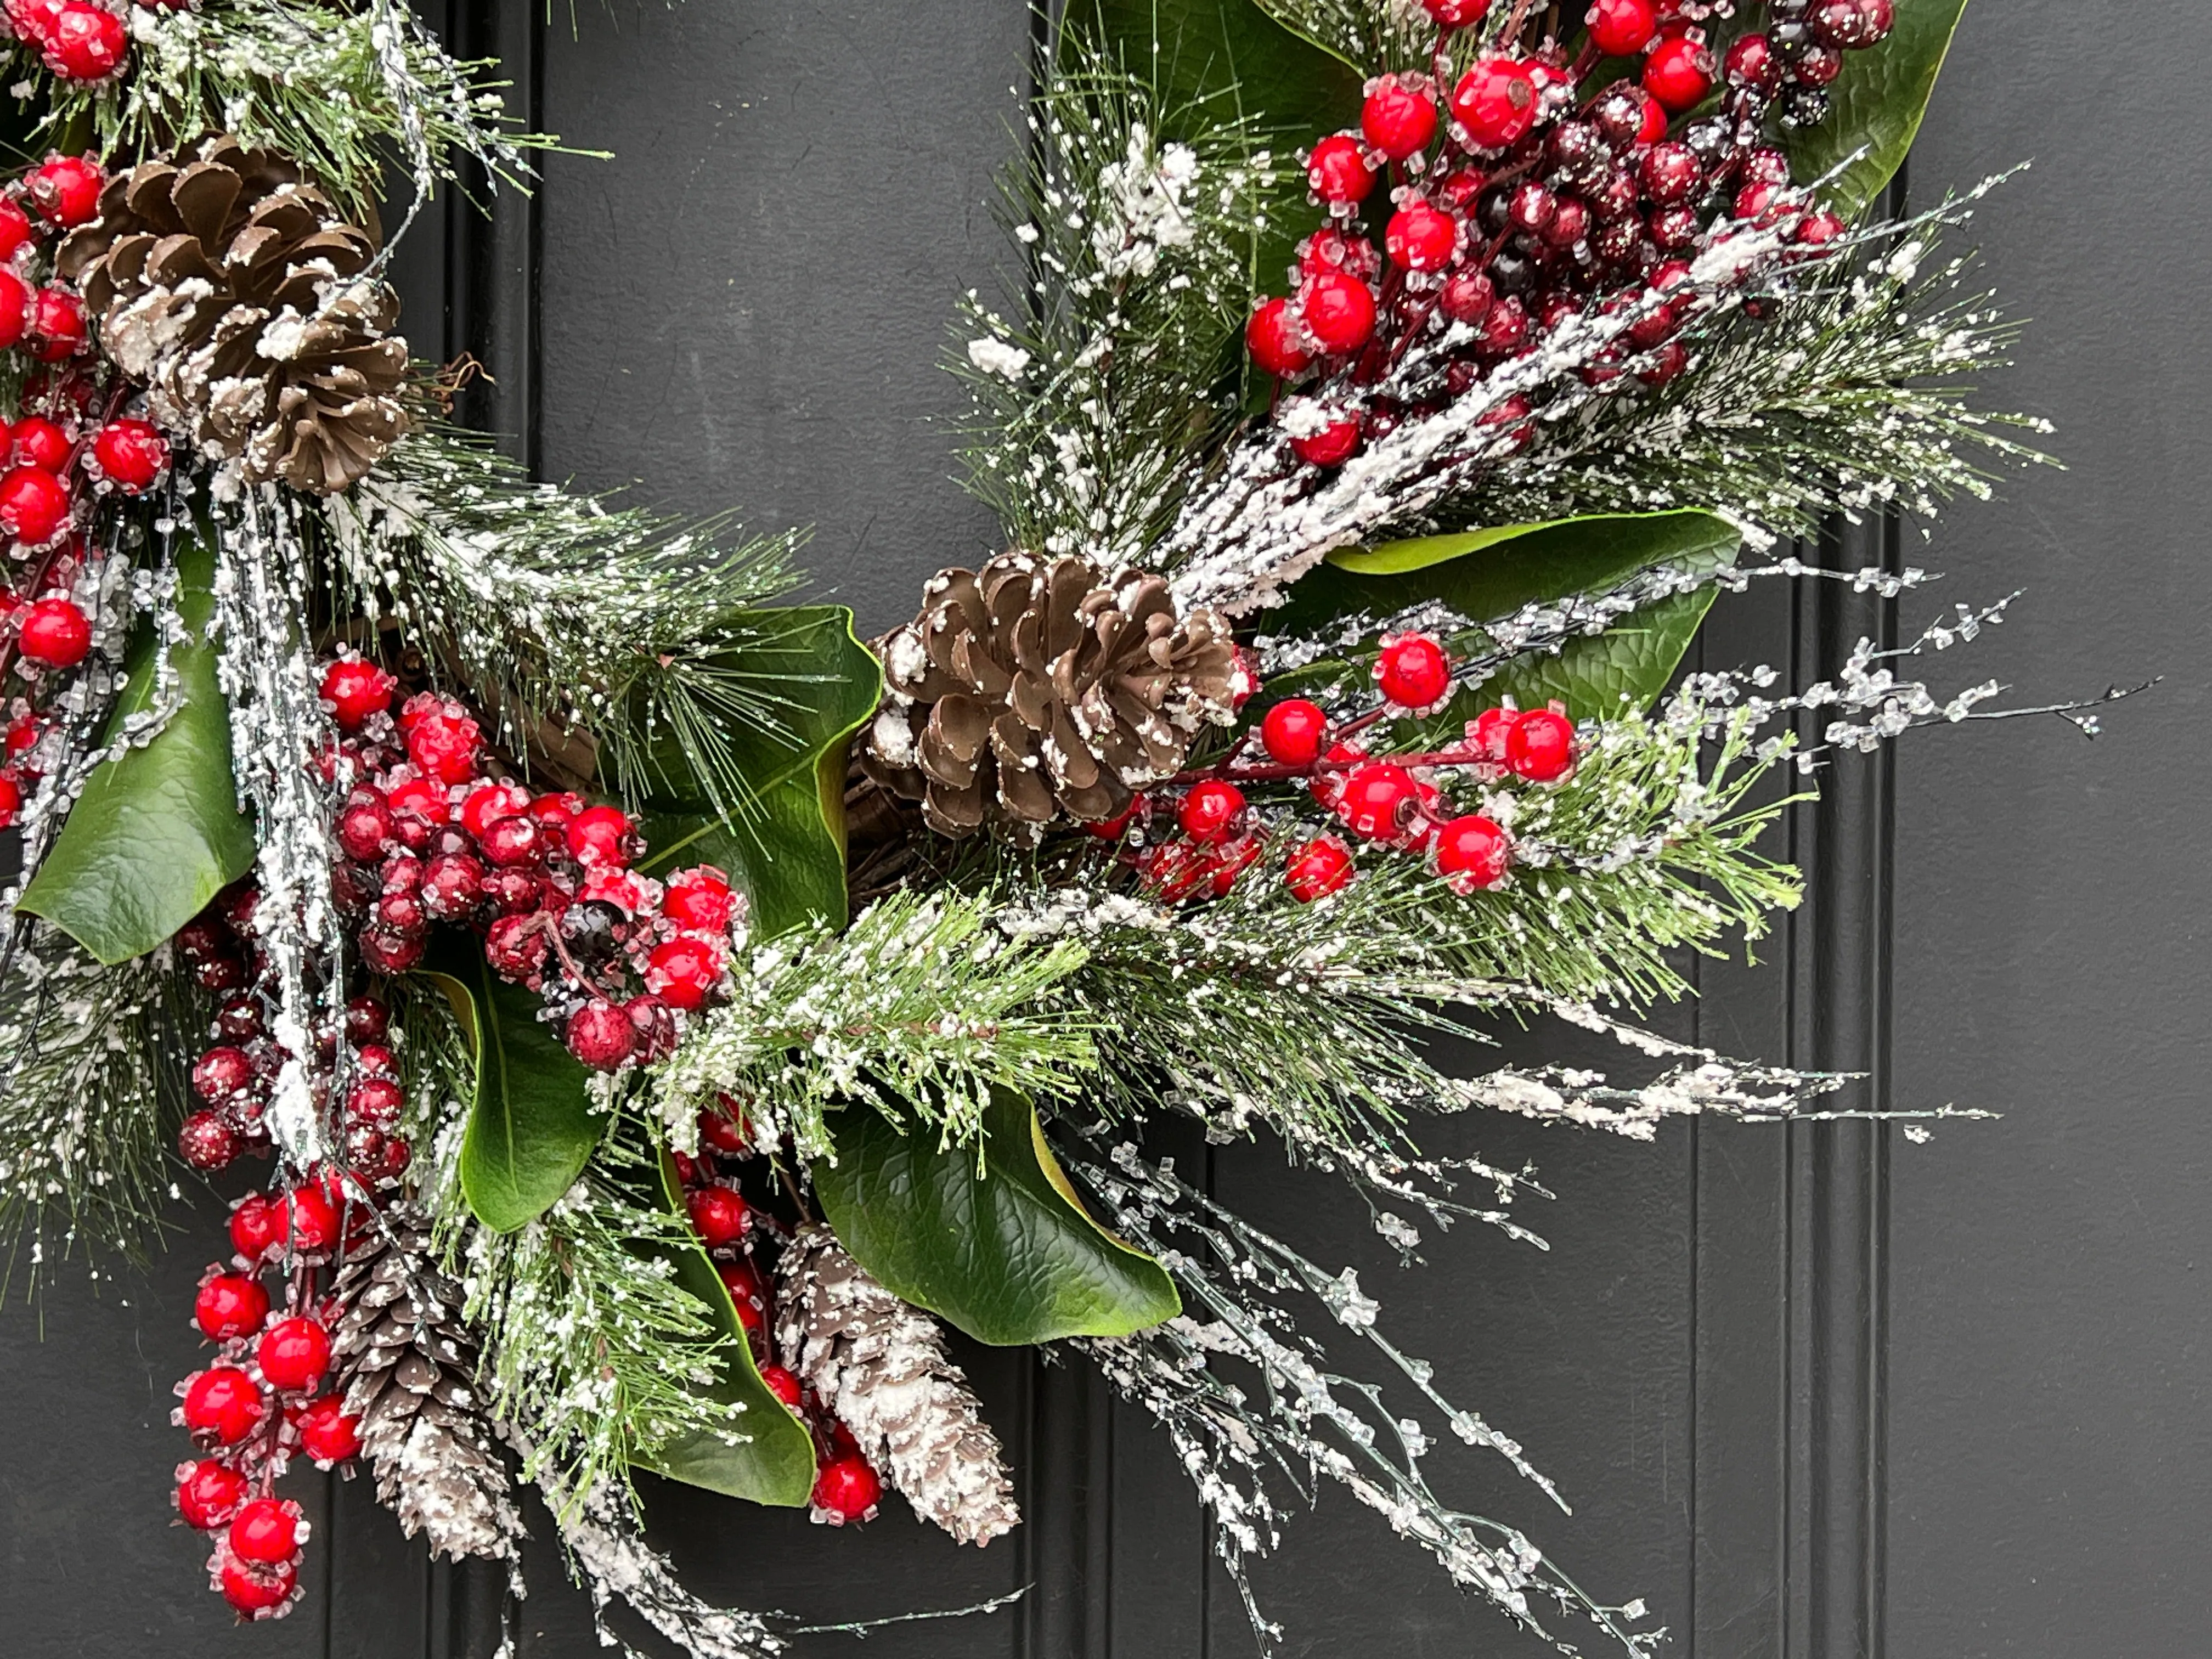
{"left": 3, "top": 3, "right": 2204, "bottom": 1656}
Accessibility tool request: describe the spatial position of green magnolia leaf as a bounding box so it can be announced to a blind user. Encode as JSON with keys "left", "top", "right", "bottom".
{"left": 811, "top": 1093, "right": 1181, "bottom": 1347}
{"left": 630, "top": 1149, "right": 815, "bottom": 1507}
{"left": 636, "top": 607, "right": 880, "bottom": 941}
{"left": 1277, "top": 511, "right": 1742, "bottom": 720}
{"left": 1786, "top": 0, "right": 1971, "bottom": 219}
{"left": 425, "top": 945, "right": 606, "bottom": 1234}
{"left": 18, "top": 536, "right": 255, "bottom": 963}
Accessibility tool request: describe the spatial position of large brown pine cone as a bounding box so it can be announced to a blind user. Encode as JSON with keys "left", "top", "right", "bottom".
{"left": 857, "top": 550, "right": 1239, "bottom": 840}
{"left": 57, "top": 134, "right": 410, "bottom": 495}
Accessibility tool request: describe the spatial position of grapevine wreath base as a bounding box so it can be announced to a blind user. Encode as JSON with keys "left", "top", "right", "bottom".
{"left": 0, "top": 0, "right": 2132, "bottom": 1654}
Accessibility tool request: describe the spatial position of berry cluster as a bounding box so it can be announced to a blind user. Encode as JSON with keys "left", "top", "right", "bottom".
{"left": 670, "top": 1104, "right": 884, "bottom": 1527}
{"left": 1248, "top": 0, "right": 1895, "bottom": 464}
{"left": 320, "top": 656, "right": 745, "bottom": 1073}
{"left": 2, "top": 0, "right": 139, "bottom": 85}
{"left": 1104, "top": 632, "right": 1577, "bottom": 906}
{"left": 173, "top": 1177, "right": 364, "bottom": 1620}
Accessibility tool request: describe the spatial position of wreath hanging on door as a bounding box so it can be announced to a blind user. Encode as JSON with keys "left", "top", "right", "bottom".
{"left": 0, "top": 0, "right": 2114, "bottom": 1651}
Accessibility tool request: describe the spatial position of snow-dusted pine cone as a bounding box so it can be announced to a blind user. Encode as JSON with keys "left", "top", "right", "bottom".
{"left": 776, "top": 1224, "right": 1019, "bottom": 1546}
{"left": 57, "top": 134, "right": 410, "bottom": 495}
{"left": 856, "top": 550, "right": 1239, "bottom": 840}
{"left": 329, "top": 1206, "right": 522, "bottom": 1563}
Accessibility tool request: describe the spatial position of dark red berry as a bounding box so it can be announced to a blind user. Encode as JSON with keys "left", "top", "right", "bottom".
{"left": 419, "top": 851, "right": 484, "bottom": 920}
{"left": 483, "top": 913, "right": 549, "bottom": 980}
{"left": 1435, "top": 814, "right": 1513, "bottom": 891}
{"left": 191, "top": 1046, "right": 257, "bottom": 1106}
{"left": 1638, "top": 142, "right": 1702, "bottom": 206}
{"left": 1796, "top": 210, "right": 1848, "bottom": 247}
{"left": 566, "top": 1000, "right": 636, "bottom": 1071}
{"left": 358, "top": 927, "right": 424, "bottom": 975}
{"left": 625, "top": 995, "right": 678, "bottom": 1064}
{"left": 1637, "top": 340, "right": 1690, "bottom": 386}
{"left": 699, "top": 1100, "right": 751, "bottom": 1155}
{"left": 375, "top": 890, "right": 427, "bottom": 936}
{"left": 344, "top": 995, "right": 389, "bottom": 1045}
{"left": 336, "top": 799, "right": 393, "bottom": 861}
{"left": 1440, "top": 269, "right": 1496, "bottom": 325}
{"left": 1725, "top": 32, "right": 1780, "bottom": 91}
{"left": 345, "top": 1075, "right": 405, "bottom": 1130}
{"left": 182, "top": 1367, "right": 264, "bottom": 1444}
{"left": 176, "top": 1458, "right": 248, "bottom": 1530}
{"left": 687, "top": 1184, "right": 749, "bottom": 1248}
{"left": 477, "top": 812, "right": 544, "bottom": 869}
{"left": 178, "top": 1111, "right": 240, "bottom": 1171}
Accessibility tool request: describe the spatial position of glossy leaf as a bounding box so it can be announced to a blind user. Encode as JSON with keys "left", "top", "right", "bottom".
{"left": 811, "top": 1093, "right": 1181, "bottom": 1347}
{"left": 426, "top": 946, "right": 606, "bottom": 1235}
{"left": 636, "top": 607, "right": 881, "bottom": 940}
{"left": 18, "top": 537, "right": 255, "bottom": 963}
{"left": 629, "top": 1149, "right": 815, "bottom": 1507}
{"left": 1786, "top": 0, "right": 1971, "bottom": 219}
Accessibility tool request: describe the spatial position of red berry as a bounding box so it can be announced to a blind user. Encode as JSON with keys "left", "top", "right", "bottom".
{"left": 0, "top": 198, "right": 31, "bottom": 262}
{"left": 345, "top": 1074, "right": 404, "bottom": 1129}
{"left": 698, "top": 1100, "right": 751, "bottom": 1154}
{"left": 1206, "top": 831, "right": 1263, "bottom": 899}
{"left": 1246, "top": 296, "right": 1312, "bottom": 378}
{"left": 419, "top": 851, "right": 483, "bottom": 920}
{"left": 219, "top": 1556, "right": 297, "bottom": 1618}
{"left": 1260, "top": 698, "right": 1329, "bottom": 766}
{"left": 24, "top": 155, "right": 103, "bottom": 225}
{"left": 195, "top": 1272, "right": 270, "bottom": 1342}
{"left": 176, "top": 1459, "right": 248, "bottom": 1530}
{"left": 190, "top": 1045, "right": 256, "bottom": 1106}
{"left": 1298, "top": 270, "right": 1376, "bottom": 356}
{"left": 812, "top": 1453, "right": 882, "bottom": 1523}
{"left": 345, "top": 996, "right": 389, "bottom": 1045}
{"left": 478, "top": 812, "right": 544, "bottom": 868}
{"left": 385, "top": 772, "right": 448, "bottom": 825}
{"left": 405, "top": 706, "right": 482, "bottom": 786}
{"left": 228, "top": 1194, "right": 283, "bottom": 1262}
{"left": 1137, "top": 838, "right": 1213, "bottom": 905}
{"left": 182, "top": 1367, "right": 264, "bottom": 1444}
{"left": 0, "top": 466, "right": 70, "bottom": 545}
{"left": 1361, "top": 77, "right": 1437, "bottom": 162}
{"left": 1639, "top": 142, "right": 1702, "bottom": 206}
{"left": 90, "top": 418, "right": 166, "bottom": 492}
{"left": 1451, "top": 58, "right": 1539, "bottom": 150}
{"left": 484, "top": 912, "right": 549, "bottom": 980}
{"left": 42, "top": 3, "right": 127, "bottom": 81}
{"left": 12, "top": 415, "right": 67, "bottom": 470}
{"left": 565, "top": 804, "right": 634, "bottom": 868}
{"left": 17, "top": 595, "right": 88, "bottom": 668}
{"left": 1724, "top": 31, "right": 1780, "bottom": 91}
{"left": 1306, "top": 133, "right": 1373, "bottom": 206}
{"left": 1586, "top": 0, "right": 1656, "bottom": 56}
{"left": 1285, "top": 836, "right": 1356, "bottom": 902}
{"left": 284, "top": 1183, "right": 341, "bottom": 1253}
{"left": 319, "top": 657, "right": 395, "bottom": 730}
{"left": 566, "top": 1000, "right": 636, "bottom": 1071}
{"left": 1420, "top": 0, "right": 1490, "bottom": 25}
{"left": 662, "top": 865, "right": 737, "bottom": 932}
{"left": 1435, "top": 814, "right": 1513, "bottom": 891}
{"left": 25, "top": 286, "right": 85, "bottom": 360}
{"left": 716, "top": 1254, "right": 766, "bottom": 1307}
{"left": 759, "top": 1364, "right": 803, "bottom": 1409}
{"left": 459, "top": 780, "right": 531, "bottom": 838}
{"left": 295, "top": 1394, "right": 362, "bottom": 1464}
{"left": 1796, "top": 210, "right": 1848, "bottom": 248}
{"left": 1504, "top": 707, "right": 1576, "bottom": 780}
{"left": 0, "top": 270, "right": 25, "bottom": 353}
{"left": 1375, "top": 634, "right": 1453, "bottom": 710}
{"left": 646, "top": 934, "right": 724, "bottom": 1012}
{"left": 1176, "top": 779, "right": 1245, "bottom": 844}
{"left": 229, "top": 1497, "right": 301, "bottom": 1566}
{"left": 375, "top": 889, "right": 427, "bottom": 936}
{"left": 178, "top": 1110, "right": 240, "bottom": 1171}
{"left": 336, "top": 799, "right": 393, "bottom": 861}
{"left": 1385, "top": 201, "right": 1457, "bottom": 273}
{"left": 687, "top": 1184, "right": 749, "bottom": 1248}
{"left": 1643, "top": 37, "right": 1714, "bottom": 113}
{"left": 525, "top": 789, "right": 583, "bottom": 829}
{"left": 256, "top": 1316, "right": 331, "bottom": 1392}
{"left": 358, "top": 926, "right": 424, "bottom": 975}
{"left": 1334, "top": 761, "right": 1421, "bottom": 841}
{"left": 1288, "top": 415, "right": 1361, "bottom": 468}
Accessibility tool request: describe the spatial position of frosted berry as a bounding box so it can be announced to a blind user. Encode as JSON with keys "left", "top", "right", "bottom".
{"left": 195, "top": 1272, "right": 270, "bottom": 1342}
{"left": 1639, "top": 142, "right": 1702, "bottom": 206}
{"left": 1361, "top": 77, "right": 1438, "bottom": 162}
{"left": 375, "top": 889, "right": 427, "bottom": 936}
{"left": 1586, "top": 0, "right": 1656, "bottom": 56}
{"left": 1375, "top": 633, "right": 1452, "bottom": 709}
{"left": 43, "top": 3, "right": 126, "bottom": 81}
{"left": 405, "top": 706, "right": 482, "bottom": 785}
{"left": 257, "top": 1316, "right": 331, "bottom": 1392}
{"left": 191, "top": 1046, "right": 257, "bottom": 1107}
{"left": 229, "top": 1497, "right": 301, "bottom": 1565}
{"left": 182, "top": 1367, "right": 264, "bottom": 1444}
{"left": 1813, "top": 0, "right": 1891, "bottom": 48}
{"left": 1259, "top": 698, "right": 1328, "bottom": 766}
{"left": 1306, "top": 133, "right": 1374, "bottom": 206}
{"left": 420, "top": 851, "right": 483, "bottom": 920}
{"left": 1334, "top": 761, "right": 1421, "bottom": 840}
{"left": 1285, "top": 836, "right": 1355, "bottom": 902}
{"left": 687, "top": 1184, "right": 749, "bottom": 1248}
{"left": 1176, "top": 779, "right": 1245, "bottom": 844}
{"left": 343, "top": 996, "right": 389, "bottom": 1046}
{"left": 1643, "top": 37, "right": 1714, "bottom": 112}
{"left": 1434, "top": 814, "right": 1513, "bottom": 891}
{"left": 645, "top": 934, "right": 723, "bottom": 1012}
{"left": 1289, "top": 413, "right": 1361, "bottom": 468}
{"left": 663, "top": 865, "right": 737, "bottom": 933}
{"left": 296, "top": 1394, "right": 362, "bottom": 1464}
{"left": 478, "top": 812, "right": 544, "bottom": 868}
{"left": 358, "top": 927, "right": 425, "bottom": 975}
{"left": 1246, "top": 297, "right": 1312, "bottom": 378}
{"left": 91, "top": 419, "right": 167, "bottom": 492}
{"left": 176, "top": 1459, "right": 248, "bottom": 1530}
{"left": 1451, "top": 58, "right": 1538, "bottom": 150}
{"left": 25, "top": 286, "right": 84, "bottom": 360}
{"left": 566, "top": 1000, "right": 636, "bottom": 1071}
{"left": 178, "top": 1111, "right": 240, "bottom": 1171}
{"left": 219, "top": 1558, "right": 297, "bottom": 1618}
{"left": 812, "top": 1454, "right": 883, "bottom": 1524}
{"left": 759, "top": 1364, "right": 804, "bottom": 1409}
{"left": 284, "top": 1183, "right": 341, "bottom": 1253}
{"left": 0, "top": 467, "right": 69, "bottom": 547}
{"left": 484, "top": 913, "right": 549, "bottom": 980}
{"left": 1299, "top": 271, "right": 1376, "bottom": 356}
{"left": 1385, "top": 201, "right": 1457, "bottom": 272}
{"left": 1637, "top": 340, "right": 1689, "bottom": 386}
{"left": 336, "top": 799, "right": 393, "bottom": 861}
{"left": 1504, "top": 707, "right": 1576, "bottom": 780}
{"left": 565, "top": 803, "right": 634, "bottom": 868}
{"left": 1725, "top": 32, "right": 1780, "bottom": 91}
{"left": 345, "top": 1075, "right": 404, "bottom": 1130}
{"left": 319, "top": 658, "right": 394, "bottom": 730}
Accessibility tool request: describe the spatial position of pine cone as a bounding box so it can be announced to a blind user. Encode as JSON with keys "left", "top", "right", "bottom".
{"left": 57, "top": 134, "right": 410, "bottom": 495}
{"left": 776, "top": 1224, "right": 1019, "bottom": 1547}
{"left": 329, "top": 1206, "right": 523, "bottom": 1564}
{"left": 857, "top": 550, "right": 1239, "bottom": 840}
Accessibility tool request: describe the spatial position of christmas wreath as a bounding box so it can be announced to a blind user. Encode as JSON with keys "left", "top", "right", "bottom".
{"left": 0, "top": 0, "right": 2125, "bottom": 1651}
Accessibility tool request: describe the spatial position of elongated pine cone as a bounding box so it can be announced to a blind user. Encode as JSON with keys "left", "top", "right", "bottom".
{"left": 57, "top": 134, "right": 409, "bottom": 495}
{"left": 857, "top": 550, "right": 1239, "bottom": 840}
{"left": 329, "top": 1206, "right": 523, "bottom": 1564}
{"left": 776, "top": 1224, "right": 1020, "bottom": 1546}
